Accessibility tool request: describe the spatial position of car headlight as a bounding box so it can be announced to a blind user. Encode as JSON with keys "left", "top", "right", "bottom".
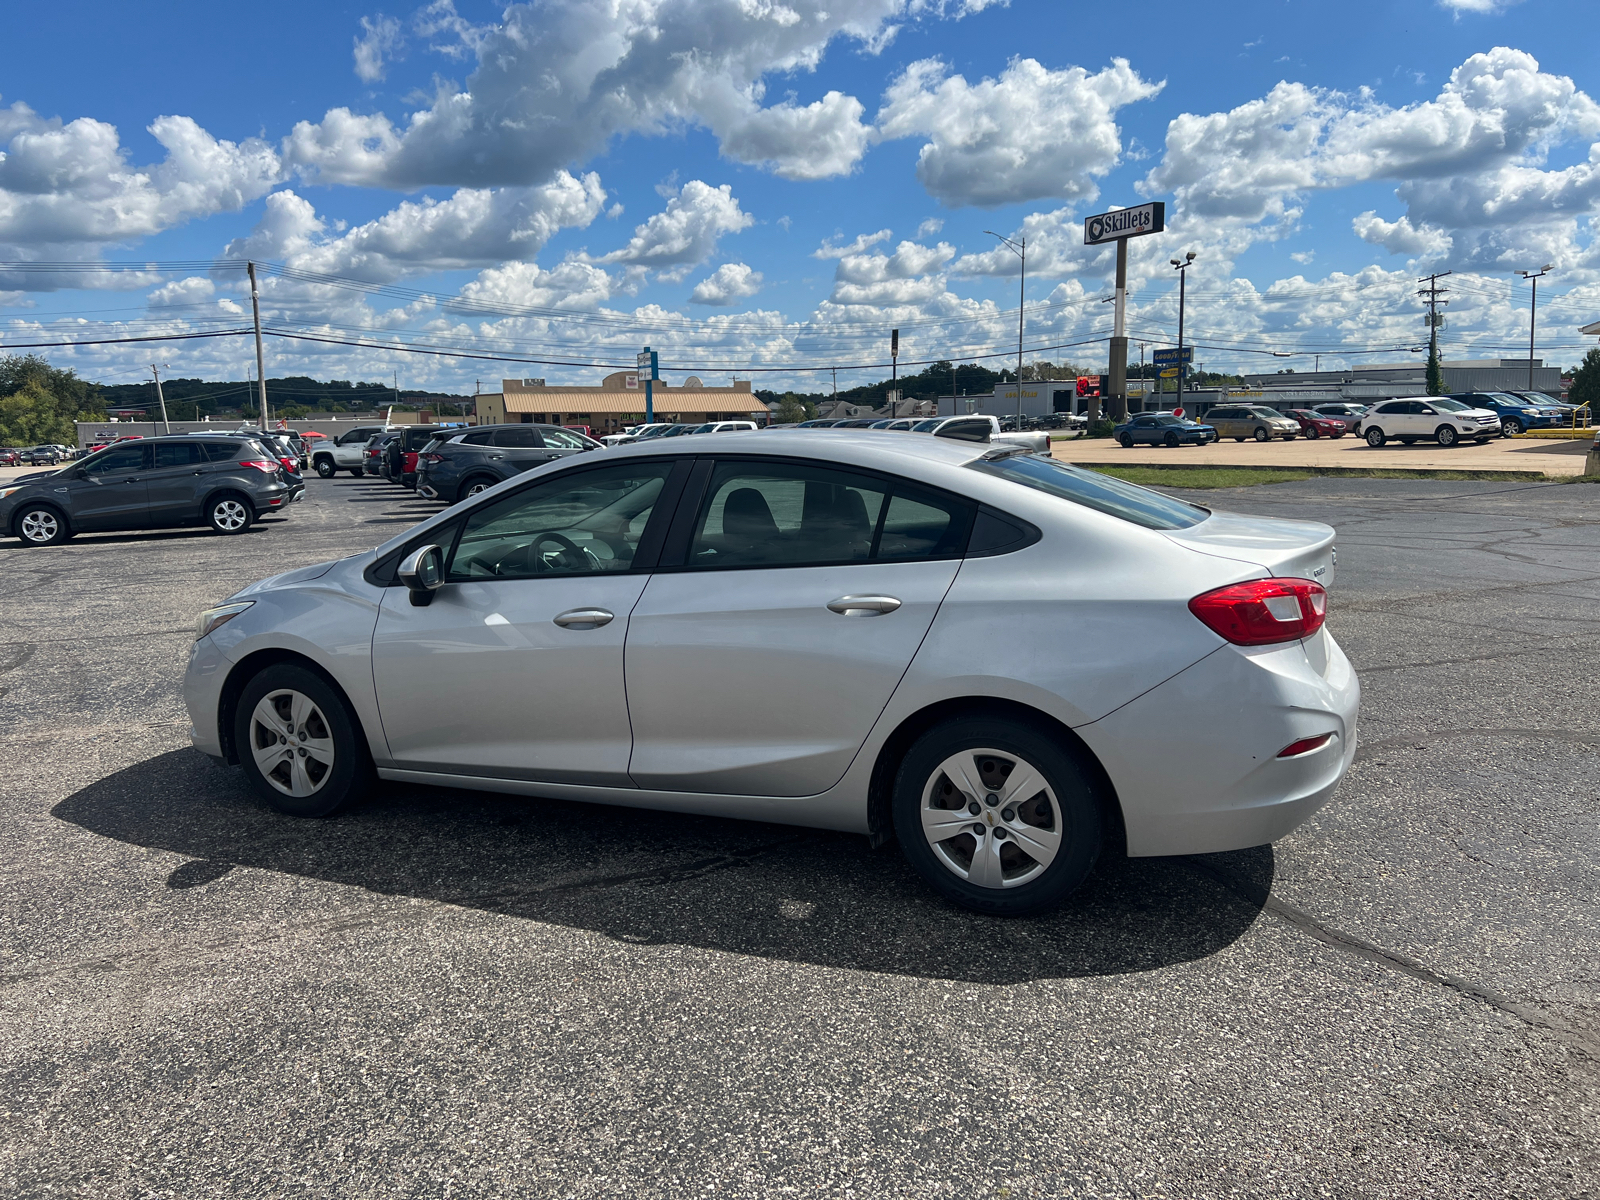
{"left": 0, "top": 486, "right": 25, "bottom": 500}
{"left": 196, "top": 600, "right": 253, "bottom": 641}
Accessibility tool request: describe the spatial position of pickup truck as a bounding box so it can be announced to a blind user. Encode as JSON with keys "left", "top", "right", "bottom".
{"left": 310, "top": 425, "right": 388, "bottom": 477}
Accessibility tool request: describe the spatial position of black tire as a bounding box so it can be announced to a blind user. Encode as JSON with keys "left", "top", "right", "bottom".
{"left": 461, "top": 474, "right": 499, "bottom": 498}
{"left": 1234, "top": 436, "right": 1246, "bottom": 442}
{"left": 1399, "top": 437, "right": 1417, "bottom": 445}
{"left": 1503, "top": 419, "right": 1523, "bottom": 437}
{"left": 349, "top": 467, "right": 365, "bottom": 477}
{"left": 892, "top": 716, "right": 1102, "bottom": 916}
{"left": 234, "top": 664, "right": 372, "bottom": 817}
{"left": 314, "top": 457, "right": 336, "bottom": 478}
{"left": 1436, "top": 425, "right": 1458, "bottom": 447}
{"left": 1253, "top": 427, "right": 1270, "bottom": 442}
{"left": 1283, "top": 433, "right": 1296, "bottom": 441}
{"left": 13, "top": 502, "right": 70, "bottom": 546}
{"left": 1163, "top": 431, "right": 1180, "bottom": 448}
{"left": 1306, "top": 427, "right": 1319, "bottom": 439}
{"left": 1365, "top": 427, "right": 1387, "bottom": 447}
{"left": 207, "top": 493, "right": 254, "bottom": 535}
{"left": 1118, "top": 433, "right": 1134, "bottom": 448}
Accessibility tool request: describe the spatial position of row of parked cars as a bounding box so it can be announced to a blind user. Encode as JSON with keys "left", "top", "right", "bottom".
{"left": 1110, "top": 390, "right": 1582, "bottom": 450}
{"left": 0, "top": 444, "right": 77, "bottom": 467}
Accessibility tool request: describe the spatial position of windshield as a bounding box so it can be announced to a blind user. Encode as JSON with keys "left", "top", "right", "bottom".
{"left": 637, "top": 425, "right": 673, "bottom": 439}
{"left": 1431, "top": 399, "right": 1471, "bottom": 412}
{"left": 539, "top": 427, "right": 594, "bottom": 449}
{"left": 1489, "top": 393, "right": 1532, "bottom": 407}
{"left": 910, "top": 418, "right": 942, "bottom": 432}
{"left": 970, "top": 455, "right": 1208, "bottom": 530}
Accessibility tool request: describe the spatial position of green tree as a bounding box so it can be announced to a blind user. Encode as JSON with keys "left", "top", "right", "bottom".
{"left": 1425, "top": 338, "right": 1445, "bottom": 396}
{"left": 774, "top": 393, "right": 814, "bottom": 423}
{"left": 1568, "top": 347, "right": 1600, "bottom": 417}
{"left": 0, "top": 354, "right": 104, "bottom": 447}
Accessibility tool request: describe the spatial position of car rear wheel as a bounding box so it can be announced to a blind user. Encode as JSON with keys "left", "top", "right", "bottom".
{"left": 234, "top": 664, "right": 372, "bottom": 817}
{"left": 1437, "top": 425, "right": 1459, "bottom": 447}
{"left": 892, "top": 717, "right": 1102, "bottom": 916}
{"left": 314, "top": 457, "right": 336, "bottom": 478}
{"left": 462, "top": 474, "right": 498, "bottom": 497}
{"left": 207, "top": 494, "right": 254, "bottom": 535}
{"left": 1365, "top": 427, "right": 1387, "bottom": 447}
{"left": 14, "top": 503, "right": 70, "bottom": 546}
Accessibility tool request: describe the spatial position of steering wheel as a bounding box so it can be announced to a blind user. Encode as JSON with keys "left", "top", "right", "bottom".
{"left": 493, "top": 531, "right": 596, "bottom": 575}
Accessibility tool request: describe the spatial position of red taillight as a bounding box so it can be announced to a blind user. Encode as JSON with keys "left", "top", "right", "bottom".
{"left": 1278, "top": 733, "right": 1334, "bottom": 758}
{"left": 1188, "top": 578, "right": 1327, "bottom": 646}
{"left": 422, "top": 453, "right": 443, "bottom": 463}
{"left": 240, "top": 459, "right": 278, "bottom": 473}
{"left": 278, "top": 456, "right": 297, "bottom": 472}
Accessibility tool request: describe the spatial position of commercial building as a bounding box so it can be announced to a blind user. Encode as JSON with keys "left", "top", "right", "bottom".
{"left": 1238, "top": 359, "right": 1564, "bottom": 404}
{"left": 475, "top": 374, "right": 765, "bottom": 434}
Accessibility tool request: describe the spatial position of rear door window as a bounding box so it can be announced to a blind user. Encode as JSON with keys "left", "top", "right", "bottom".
{"left": 153, "top": 442, "right": 206, "bottom": 468}
{"left": 200, "top": 442, "right": 243, "bottom": 461}
{"left": 492, "top": 426, "right": 544, "bottom": 448}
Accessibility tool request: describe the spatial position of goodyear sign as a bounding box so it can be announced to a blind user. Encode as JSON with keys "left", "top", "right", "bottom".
{"left": 1084, "top": 202, "right": 1165, "bottom": 246}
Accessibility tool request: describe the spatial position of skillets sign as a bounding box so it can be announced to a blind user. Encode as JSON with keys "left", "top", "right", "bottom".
{"left": 1083, "top": 202, "right": 1165, "bottom": 245}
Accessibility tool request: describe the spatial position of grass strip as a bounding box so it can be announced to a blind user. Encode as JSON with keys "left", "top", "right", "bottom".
{"left": 1081, "top": 463, "right": 1554, "bottom": 488}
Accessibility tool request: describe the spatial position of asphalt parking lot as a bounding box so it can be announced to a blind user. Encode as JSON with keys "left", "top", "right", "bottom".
{"left": 2, "top": 470, "right": 1597, "bottom": 1199}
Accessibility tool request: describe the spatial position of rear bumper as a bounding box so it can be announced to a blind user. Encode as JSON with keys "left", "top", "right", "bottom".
{"left": 1076, "top": 628, "right": 1360, "bottom": 857}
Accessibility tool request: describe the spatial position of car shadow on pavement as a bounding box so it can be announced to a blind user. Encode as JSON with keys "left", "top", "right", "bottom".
{"left": 53, "top": 749, "right": 1272, "bottom": 985}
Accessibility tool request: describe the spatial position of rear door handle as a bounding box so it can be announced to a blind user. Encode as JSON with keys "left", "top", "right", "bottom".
{"left": 827, "top": 595, "right": 901, "bottom": 617}
{"left": 552, "top": 608, "right": 614, "bottom": 629}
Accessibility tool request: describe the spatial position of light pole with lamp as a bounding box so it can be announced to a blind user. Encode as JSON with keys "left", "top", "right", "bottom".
{"left": 1170, "top": 251, "right": 1196, "bottom": 410}
{"left": 984, "top": 230, "right": 1025, "bottom": 429}
{"left": 1516, "top": 265, "right": 1553, "bottom": 391}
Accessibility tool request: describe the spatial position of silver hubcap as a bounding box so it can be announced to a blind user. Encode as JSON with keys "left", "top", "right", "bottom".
{"left": 468, "top": 481, "right": 489, "bottom": 495}
{"left": 249, "top": 690, "right": 336, "bottom": 797}
{"left": 20, "top": 511, "right": 58, "bottom": 542}
{"left": 920, "top": 747, "right": 1061, "bottom": 889}
{"left": 214, "top": 500, "right": 248, "bottom": 530}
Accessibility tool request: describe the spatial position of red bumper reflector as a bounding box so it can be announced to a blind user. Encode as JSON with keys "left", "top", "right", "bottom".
{"left": 1278, "top": 733, "right": 1334, "bottom": 758}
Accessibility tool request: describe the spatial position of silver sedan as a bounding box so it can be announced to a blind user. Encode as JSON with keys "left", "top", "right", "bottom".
{"left": 185, "top": 432, "right": 1359, "bottom": 915}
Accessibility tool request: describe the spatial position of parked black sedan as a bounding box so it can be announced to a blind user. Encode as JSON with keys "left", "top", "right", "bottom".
{"left": 415, "top": 423, "right": 600, "bottom": 503}
{"left": 1, "top": 435, "right": 291, "bottom": 545}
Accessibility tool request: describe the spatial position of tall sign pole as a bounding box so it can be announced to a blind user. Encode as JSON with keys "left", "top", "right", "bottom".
{"left": 247, "top": 262, "right": 268, "bottom": 429}
{"left": 1083, "top": 202, "right": 1164, "bottom": 425}
{"left": 638, "top": 347, "right": 658, "bottom": 424}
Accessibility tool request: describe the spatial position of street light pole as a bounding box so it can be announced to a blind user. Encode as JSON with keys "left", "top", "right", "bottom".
{"left": 1170, "top": 251, "right": 1196, "bottom": 410}
{"left": 985, "top": 231, "right": 1026, "bottom": 428}
{"left": 1516, "top": 265, "right": 1553, "bottom": 391}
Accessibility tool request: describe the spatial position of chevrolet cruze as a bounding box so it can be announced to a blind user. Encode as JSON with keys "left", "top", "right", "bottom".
{"left": 185, "top": 433, "right": 1359, "bottom": 915}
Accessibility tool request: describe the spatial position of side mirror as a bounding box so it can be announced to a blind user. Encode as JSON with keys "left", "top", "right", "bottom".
{"left": 398, "top": 544, "right": 445, "bottom": 607}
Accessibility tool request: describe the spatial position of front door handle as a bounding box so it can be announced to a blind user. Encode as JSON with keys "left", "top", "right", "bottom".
{"left": 552, "top": 607, "right": 614, "bottom": 629}
{"left": 827, "top": 595, "right": 901, "bottom": 617}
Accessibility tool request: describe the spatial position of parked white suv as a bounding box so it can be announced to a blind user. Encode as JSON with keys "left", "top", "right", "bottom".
{"left": 311, "top": 425, "right": 389, "bottom": 477}
{"left": 1361, "top": 398, "right": 1499, "bottom": 448}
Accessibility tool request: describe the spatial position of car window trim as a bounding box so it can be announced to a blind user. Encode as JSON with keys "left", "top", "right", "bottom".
{"left": 653, "top": 453, "right": 978, "bottom": 574}
{"left": 364, "top": 456, "right": 689, "bottom": 587}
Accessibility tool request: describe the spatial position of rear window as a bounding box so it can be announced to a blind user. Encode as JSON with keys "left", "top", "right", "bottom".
{"left": 969, "top": 455, "right": 1208, "bottom": 531}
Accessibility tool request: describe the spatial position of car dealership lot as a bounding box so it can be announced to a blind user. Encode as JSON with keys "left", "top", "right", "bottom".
{"left": 2, "top": 472, "right": 1597, "bottom": 1197}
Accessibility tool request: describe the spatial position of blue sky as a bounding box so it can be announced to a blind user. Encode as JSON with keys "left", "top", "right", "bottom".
{"left": 2, "top": 0, "right": 1597, "bottom": 393}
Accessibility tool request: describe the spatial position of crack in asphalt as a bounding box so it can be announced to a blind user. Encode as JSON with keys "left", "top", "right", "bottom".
{"left": 1353, "top": 727, "right": 1600, "bottom": 761}
{"left": 1183, "top": 857, "right": 1600, "bottom": 1061}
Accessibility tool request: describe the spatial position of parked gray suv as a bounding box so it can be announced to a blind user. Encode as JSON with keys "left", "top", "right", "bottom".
{"left": 415, "top": 423, "right": 600, "bottom": 503}
{"left": 1, "top": 435, "right": 291, "bottom": 545}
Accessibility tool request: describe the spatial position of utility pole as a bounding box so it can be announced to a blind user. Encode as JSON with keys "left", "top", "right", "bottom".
{"left": 1516, "top": 265, "right": 1553, "bottom": 391}
{"left": 890, "top": 329, "right": 899, "bottom": 415}
{"left": 1417, "top": 270, "right": 1452, "bottom": 395}
{"left": 985, "top": 231, "right": 1026, "bottom": 428}
{"left": 1171, "top": 251, "right": 1196, "bottom": 410}
{"left": 247, "top": 262, "right": 268, "bottom": 429}
{"left": 150, "top": 364, "right": 171, "bottom": 433}
{"left": 831, "top": 366, "right": 837, "bottom": 399}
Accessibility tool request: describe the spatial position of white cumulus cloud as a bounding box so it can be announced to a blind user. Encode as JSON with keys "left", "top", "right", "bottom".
{"left": 593, "top": 181, "right": 753, "bottom": 277}
{"left": 690, "top": 262, "right": 763, "bottom": 305}
{"left": 876, "top": 56, "right": 1164, "bottom": 207}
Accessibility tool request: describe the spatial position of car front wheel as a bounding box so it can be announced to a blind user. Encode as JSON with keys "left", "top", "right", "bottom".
{"left": 1253, "top": 427, "right": 1270, "bottom": 442}
{"left": 1437, "top": 425, "right": 1459, "bottom": 447}
{"left": 349, "top": 467, "right": 365, "bottom": 477}
{"left": 1118, "top": 433, "right": 1134, "bottom": 448}
{"left": 14, "top": 503, "right": 70, "bottom": 546}
{"left": 234, "top": 664, "right": 372, "bottom": 817}
{"left": 892, "top": 716, "right": 1102, "bottom": 916}
{"left": 1503, "top": 419, "right": 1523, "bottom": 436}
{"left": 314, "top": 458, "right": 336, "bottom": 478}
{"left": 207, "top": 494, "right": 254, "bottom": 535}
{"left": 1365, "top": 427, "right": 1387, "bottom": 447}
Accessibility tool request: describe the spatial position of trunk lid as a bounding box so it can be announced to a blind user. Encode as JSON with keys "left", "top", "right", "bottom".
{"left": 1162, "top": 510, "right": 1336, "bottom": 587}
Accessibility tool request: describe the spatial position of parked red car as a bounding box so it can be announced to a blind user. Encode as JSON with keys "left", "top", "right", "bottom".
{"left": 1283, "top": 409, "right": 1347, "bottom": 439}
{"left": 0, "top": 448, "right": 20, "bottom": 466}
